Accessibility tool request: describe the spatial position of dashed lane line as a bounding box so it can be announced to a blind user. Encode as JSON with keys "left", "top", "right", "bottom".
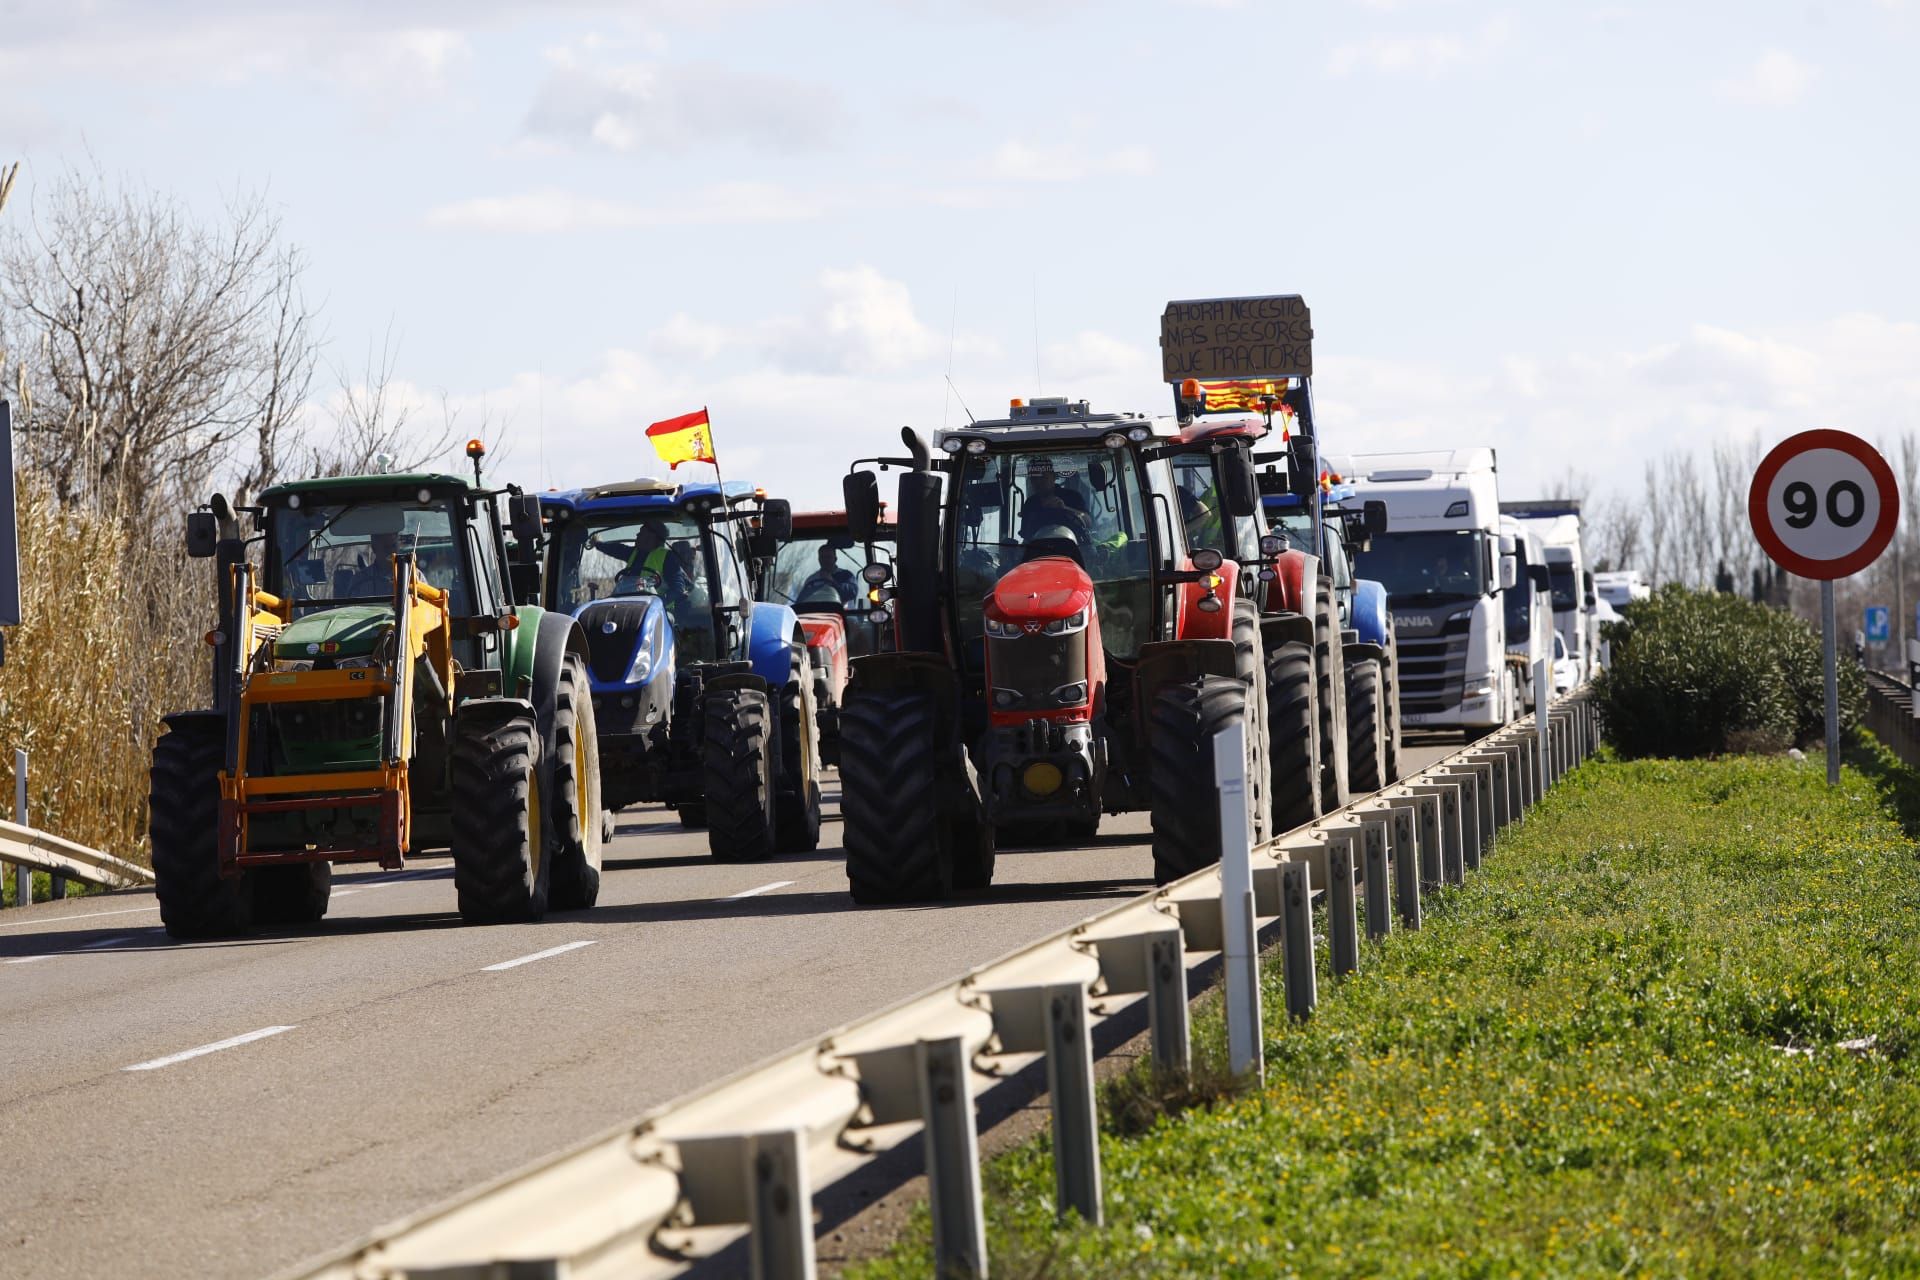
{"left": 725, "top": 880, "right": 795, "bottom": 900}
{"left": 123, "top": 1025, "right": 296, "bottom": 1072}
{"left": 0, "top": 905, "right": 157, "bottom": 931}
{"left": 480, "top": 940, "right": 598, "bottom": 972}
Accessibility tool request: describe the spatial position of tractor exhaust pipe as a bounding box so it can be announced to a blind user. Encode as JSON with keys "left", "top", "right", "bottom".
{"left": 900, "top": 426, "right": 931, "bottom": 471}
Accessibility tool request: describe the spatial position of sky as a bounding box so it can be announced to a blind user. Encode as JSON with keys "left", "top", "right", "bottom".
{"left": 2, "top": 0, "right": 1916, "bottom": 508}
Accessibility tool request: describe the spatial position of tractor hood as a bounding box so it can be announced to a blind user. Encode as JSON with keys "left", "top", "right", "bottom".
{"left": 273, "top": 604, "right": 393, "bottom": 660}
{"left": 988, "top": 557, "right": 1095, "bottom": 624}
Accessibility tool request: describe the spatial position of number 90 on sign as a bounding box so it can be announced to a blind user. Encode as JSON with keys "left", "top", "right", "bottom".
{"left": 1748, "top": 429, "right": 1899, "bottom": 580}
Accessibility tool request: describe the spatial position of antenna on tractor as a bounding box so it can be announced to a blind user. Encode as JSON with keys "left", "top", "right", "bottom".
{"left": 944, "top": 375, "right": 977, "bottom": 425}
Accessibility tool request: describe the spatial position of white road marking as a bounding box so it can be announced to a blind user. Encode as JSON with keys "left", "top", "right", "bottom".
{"left": 481, "top": 940, "right": 598, "bottom": 972}
{"left": 5, "top": 934, "right": 147, "bottom": 964}
{"left": 725, "top": 880, "right": 794, "bottom": 900}
{"left": 0, "top": 904, "right": 157, "bottom": 931}
{"left": 124, "top": 1025, "right": 296, "bottom": 1072}
{"left": 330, "top": 889, "right": 360, "bottom": 899}
{"left": 4, "top": 955, "right": 53, "bottom": 965}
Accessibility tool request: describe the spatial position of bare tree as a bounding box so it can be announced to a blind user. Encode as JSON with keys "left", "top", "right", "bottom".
{"left": 1585, "top": 492, "right": 1643, "bottom": 573}
{"left": 0, "top": 166, "right": 320, "bottom": 519}
{"left": 1543, "top": 469, "right": 1591, "bottom": 504}
{"left": 1642, "top": 459, "right": 1671, "bottom": 586}
{"left": 231, "top": 245, "right": 318, "bottom": 506}
{"left": 302, "top": 328, "right": 462, "bottom": 478}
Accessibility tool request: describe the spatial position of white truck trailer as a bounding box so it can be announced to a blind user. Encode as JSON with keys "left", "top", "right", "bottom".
{"left": 1343, "top": 449, "right": 1525, "bottom": 735}
{"left": 1502, "top": 502, "right": 1596, "bottom": 682}
{"left": 1501, "top": 513, "right": 1556, "bottom": 712}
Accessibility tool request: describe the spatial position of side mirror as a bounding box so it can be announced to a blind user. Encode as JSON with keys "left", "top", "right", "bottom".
{"left": 186, "top": 511, "right": 219, "bottom": 559}
{"left": 1216, "top": 446, "right": 1258, "bottom": 519}
{"left": 1258, "top": 532, "right": 1285, "bottom": 558}
{"left": 844, "top": 472, "right": 880, "bottom": 543}
{"left": 1287, "top": 436, "right": 1316, "bottom": 499}
{"left": 508, "top": 494, "right": 544, "bottom": 564}
{"left": 1528, "top": 564, "right": 1550, "bottom": 590}
{"left": 1499, "top": 553, "right": 1519, "bottom": 591}
{"left": 1363, "top": 500, "right": 1388, "bottom": 535}
{"left": 761, "top": 498, "right": 793, "bottom": 543}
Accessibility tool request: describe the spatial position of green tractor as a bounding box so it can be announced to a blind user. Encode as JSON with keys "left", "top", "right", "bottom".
{"left": 148, "top": 443, "right": 605, "bottom": 938}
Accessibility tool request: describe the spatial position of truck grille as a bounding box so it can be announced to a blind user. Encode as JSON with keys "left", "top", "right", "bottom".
{"left": 1393, "top": 609, "right": 1473, "bottom": 714}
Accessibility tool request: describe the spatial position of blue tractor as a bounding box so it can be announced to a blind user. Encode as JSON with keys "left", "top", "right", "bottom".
{"left": 538, "top": 478, "right": 823, "bottom": 859}
{"left": 1262, "top": 482, "right": 1403, "bottom": 790}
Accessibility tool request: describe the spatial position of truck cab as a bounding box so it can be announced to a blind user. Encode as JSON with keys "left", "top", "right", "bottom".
{"left": 1500, "top": 514, "right": 1555, "bottom": 713}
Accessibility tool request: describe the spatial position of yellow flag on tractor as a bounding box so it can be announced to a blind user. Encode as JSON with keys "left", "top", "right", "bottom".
{"left": 646, "top": 408, "right": 717, "bottom": 470}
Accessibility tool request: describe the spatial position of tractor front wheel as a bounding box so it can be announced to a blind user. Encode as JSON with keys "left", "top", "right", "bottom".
{"left": 1149, "top": 675, "right": 1253, "bottom": 885}
{"left": 704, "top": 687, "right": 777, "bottom": 862}
{"left": 150, "top": 718, "right": 253, "bottom": 939}
{"left": 252, "top": 862, "right": 331, "bottom": 926}
{"left": 841, "top": 687, "right": 955, "bottom": 903}
{"left": 775, "top": 649, "right": 823, "bottom": 853}
{"left": 548, "top": 651, "right": 605, "bottom": 911}
{"left": 1266, "top": 639, "right": 1321, "bottom": 833}
{"left": 451, "top": 709, "right": 549, "bottom": 924}
{"left": 1316, "top": 581, "right": 1352, "bottom": 812}
{"left": 1347, "top": 657, "right": 1387, "bottom": 795}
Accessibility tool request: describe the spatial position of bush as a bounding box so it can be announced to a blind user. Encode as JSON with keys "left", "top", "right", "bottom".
{"left": 1594, "top": 585, "right": 1862, "bottom": 759}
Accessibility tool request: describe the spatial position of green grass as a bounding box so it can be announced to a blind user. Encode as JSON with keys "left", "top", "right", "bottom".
{"left": 849, "top": 740, "right": 1920, "bottom": 1278}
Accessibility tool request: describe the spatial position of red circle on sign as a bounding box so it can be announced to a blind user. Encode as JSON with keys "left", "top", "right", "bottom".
{"left": 1747, "top": 428, "right": 1898, "bottom": 580}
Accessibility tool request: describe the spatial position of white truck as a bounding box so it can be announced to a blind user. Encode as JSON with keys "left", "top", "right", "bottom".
{"left": 1594, "top": 569, "right": 1649, "bottom": 609}
{"left": 1501, "top": 513, "right": 1556, "bottom": 712}
{"left": 1502, "top": 502, "right": 1596, "bottom": 681}
{"left": 1342, "top": 448, "right": 1528, "bottom": 735}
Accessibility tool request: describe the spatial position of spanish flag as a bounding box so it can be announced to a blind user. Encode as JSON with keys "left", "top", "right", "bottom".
{"left": 1196, "top": 379, "right": 1283, "bottom": 413}
{"left": 646, "top": 408, "right": 717, "bottom": 470}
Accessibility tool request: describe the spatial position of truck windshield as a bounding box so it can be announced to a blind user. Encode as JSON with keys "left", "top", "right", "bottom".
{"left": 954, "top": 447, "right": 1154, "bottom": 659}
{"left": 1549, "top": 564, "right": 1578, "bottom": 611}
{"left": 270, "top": 498, "right": 468, "bottom": 614}
{"left": 1353, "top": 529, "right": 1488, "bottom": 602}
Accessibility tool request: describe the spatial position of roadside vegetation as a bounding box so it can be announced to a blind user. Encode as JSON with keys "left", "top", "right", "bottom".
{"left": 849, "top": 742, "right": 1920, "bottom": 1278}
{"left": 1595, "top": 584, "right": 1862, "bottom": 759}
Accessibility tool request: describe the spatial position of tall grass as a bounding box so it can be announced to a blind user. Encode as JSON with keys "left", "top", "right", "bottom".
{"left": 0, "top": 476, "right": 205, "bottom": 864}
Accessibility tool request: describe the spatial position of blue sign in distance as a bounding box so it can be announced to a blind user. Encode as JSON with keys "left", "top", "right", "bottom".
{"left": 1865, "top": 605, "right": 1891, "bottom": 644}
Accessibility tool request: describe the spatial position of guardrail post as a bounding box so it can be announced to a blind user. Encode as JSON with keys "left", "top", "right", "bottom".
{"left": 1534, "top": 663, "right": 1550, "bottom": 797}
{"left": 1390, "top": 804, "right": 1421, "bottom": 929}
{"left": 16, "top": 751, "right": 60, "bottom": 901}
{"left": 10, "top": 748, "right": 26, "bottom": 908}
{"left": 1214, "top": 722, "right": 1262, "bottom": 1085}
{"left": 676, "top": 1129, "right": 817, "bottom": 1280}
{"left": 1146, "top": 933, "right": 1191, "bottom": 1073}
{"left": 1281, "top": 861, "right": 1316, "bottom": 1019}
{"left": 918, "top": 1036, "right": 988, "bottom": 1278}
{"left": 1046, "top": 986, "right": 1100, "bottom": 1223}
{"left": 1409, "top": 782, "right": 1464, "bottom": 885}
{"left": 1361, "top": 815, "right": 1391, "bottom": 939}
{"left": 1327, "top": 833, "right": 1359, "bottom": 976}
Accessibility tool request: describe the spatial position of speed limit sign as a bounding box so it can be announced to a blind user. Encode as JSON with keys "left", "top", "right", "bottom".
{"left": 1748, "top": 429, "right": 1898, "bottom": 580}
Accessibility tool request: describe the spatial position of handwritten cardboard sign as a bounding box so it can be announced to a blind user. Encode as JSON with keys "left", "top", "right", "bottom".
{"left": 1160, "top": 295, "right": 1313, "bottom": 382}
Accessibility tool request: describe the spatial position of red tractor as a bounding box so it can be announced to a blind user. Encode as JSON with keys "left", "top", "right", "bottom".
{"left": 836, "top": 396, "right": 1331, "bottom": 901}
{"left": 755, "top": 509, "right": 895, "bottom": 765}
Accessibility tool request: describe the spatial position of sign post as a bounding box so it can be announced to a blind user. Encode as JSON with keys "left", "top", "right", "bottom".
{"left": 1748, "top": 429, "right": 1900, "bottom": 785}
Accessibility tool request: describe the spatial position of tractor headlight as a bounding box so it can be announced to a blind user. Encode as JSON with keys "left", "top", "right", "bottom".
{"left": 334, "top": 656, "right": 380, "bottom": 670}
{"left": 1051, "top": 681, "right": 1088, "bottom": 706}
{"left": 626, "top": 644, "right": 654, "bottom": 684}
{"left": 984, "top": 616, "right": 1021, "bottom": 639}
{"left": 940, "top": 437, "right": 966, "bottom": 454}
{"left": 992, "top": 687, "right": 1022, "bottom": 709}
{"left": 1042, "top": 609, "right": 1088, "bottom": 636}
{"left": 273, "top": 659, "right": 315, "bottom": 672}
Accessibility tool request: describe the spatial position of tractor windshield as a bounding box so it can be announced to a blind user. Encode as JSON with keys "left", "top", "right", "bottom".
{"left": 552, "top": 513, "right": 721, "bottom": 660}
{"left": 270, "top": 499, "right": 470, "bottom": 615}
{"left": 762, "top": 535, "right": 885, "bottom": 610}
{"left": 953, "top": 447, "right": 1154, "bottom": 660}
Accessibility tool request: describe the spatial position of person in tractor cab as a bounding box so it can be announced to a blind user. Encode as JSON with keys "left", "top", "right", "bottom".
{"left": 796, "top": 543, "right": 858, "bottom": 606}
{"left": 614, "top": 520, "right": 673, "bottom": 594}
{"left": 1019, "top": 455, "right": 1090, "bottom": 542}
{"left": 343, "top": 530, "right": 402, "bottom": 598}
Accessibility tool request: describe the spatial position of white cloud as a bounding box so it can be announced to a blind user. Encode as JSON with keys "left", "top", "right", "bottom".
{"left": 1325, "top": 16, "right": 1510, "bottom": 77}
{"left": 423, "top": 183, "right": 830, "bottom": 233}
{"left": 1716, "top": 50, "right": 1818, "bottom": 107}
{"left": 522, "top": 51, "right": 843, "bottom": 153}
{"left": 990, "top": 139, "right": 1154, "bottom": 182}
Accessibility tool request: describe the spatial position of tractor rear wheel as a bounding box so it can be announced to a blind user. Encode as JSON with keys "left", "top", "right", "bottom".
{"left": 1382, "top": 636, "right": 1404, "bottom": 783}
{"left": 704, "top": 687, "right": 777, "bottom": 862}
{"left": 252, "top": 862, "right": 331, "bottom": 926}
{"left": 841, "top": 687, "right": 954, "bottom": 903}
{"left": 775, "top": 650, "right": 823, "bottom": 853}
{"left": 1315, "top": 581, "right": 1351, "bottom": 812}
{"left": 951, "top": 809, "right": 996, "bottom": 890}
{"left": 1149, "top": 675, "right": 1253, "bottom": 886}
{"left": 548, "top": 651, "right": 605, "bottom": 911}
{"left": 150, "top": 718, "right": 253, "bottom": 939}
{"left": 1347, "top": 657, "right": 1386, "bottom": 794}
{"left": 451, "top": 709, "right": 549, "bottom": 924}
{"left": 1266, "top": 639, "right": 1321, "bottom": 833}
{"left": 1230, "top": 598, "right": 1271, "bottom": 841}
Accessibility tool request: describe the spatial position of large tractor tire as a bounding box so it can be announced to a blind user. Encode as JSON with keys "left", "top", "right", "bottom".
{"left": 1382, "top": 637, "right": 1404, "bottom": 784}
{"left": 1230, "top": 598, "right": 1271, "bottom": 842}
{"left": 1266, "top": 639, "right": 1321, "bottom": 833}
{"left": 548, "top": 651, "right": 605, "bottom": 912}
{"left": 1347, "top": 657, "right": 1387, "bottom": 795}
{"left": 841, "top": 687, "right": 954, "bottom": 903}
{"left": 775, "top": 649, "right": 823, "bottom": 853}
{"left": 1315, "top": 581, "right": 1351, "bottom": 812}
{"left": 451, "top": 709, "right": 550, "bottom": 924}
{"left": 1148, "top": 675, "right": 1253, "bottom": 886}
{"left": 704, "top": 687, "right": 777, "bottom": 862}
{"left": 951, "top": 808, "right": 997, "bottom": 891}
{"left": 252, "top": 862, "right": 332, "bottom": 926}
{"left": 676, "top": 803, "right": 708, "bottom": 829}
{"left": 150, "top": 718, "right": 253, "bottom": 939}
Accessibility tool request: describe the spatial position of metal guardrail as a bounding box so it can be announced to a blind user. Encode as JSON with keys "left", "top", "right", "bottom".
{"left": 280, "top": 690, "right": 1602, "bottom": 1280}
{"left": 0, "top": 816, "right": 154, "bottom": 890}
{"left": 1863, "top": 670, "right": 1920, "bottom": 767}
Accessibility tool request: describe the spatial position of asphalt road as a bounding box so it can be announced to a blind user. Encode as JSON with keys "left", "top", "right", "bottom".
{"left": 0, "top": 739, "right": 1457, "bottom": 1280}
